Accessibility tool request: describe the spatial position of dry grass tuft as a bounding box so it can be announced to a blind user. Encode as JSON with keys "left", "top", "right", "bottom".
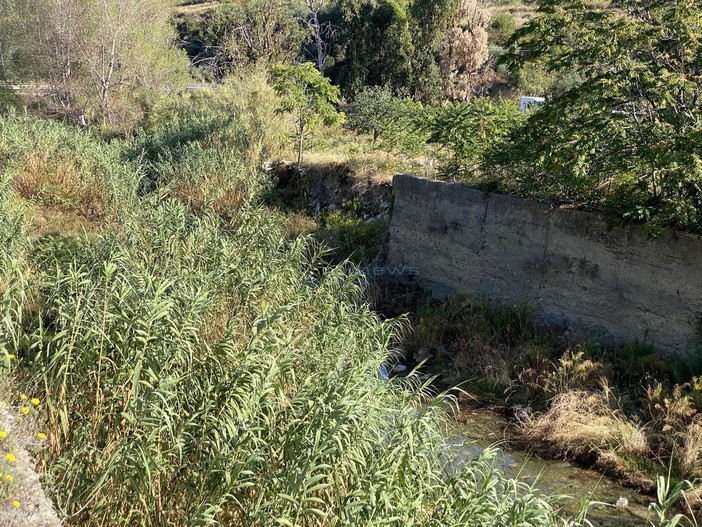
{"left": 172, "top": 177, "right": 244, "bottom": 221}
{"left": 682, "top": 418, "right": 702, "bottom": 479}
{"left": 12, "top": 152, "right": 105, "bottom": 220}
{"left": 523, "top": 390, "right": 648, "bottom": 457}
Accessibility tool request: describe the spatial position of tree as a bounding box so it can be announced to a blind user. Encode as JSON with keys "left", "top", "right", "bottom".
{"left": 422, "top": 98, "right": 524, "bottom": 179}
{"left": 0, "top": 0, "right": 189, "bottom": 129}
{"left": 345, "top": 85, "right": 396, "bottom": 142}
{"left": 301, "top": 0, "right": 335, "bottom": 73}
{"left": 327, "top": 0, "right": 414, "bottom": 96}
{"left": 344, "top": 85, "right": 426, "bottom": 156}
{"left": 203, "top": 0, "right": 306, "bottom": 75}
{"left": 442, "top": 0, "right": 491, "bottom": 101}
{"left": 326, "top": 0, "right": 490, "bottom": 102}
{"left": 271, "top": 62, "right": 343, "bottom": 170}
{"left": 407, "top": 0, "right": 460, "bottom": 103}
{"left": 493, "top": 0, "right": 702, "bottom": 233}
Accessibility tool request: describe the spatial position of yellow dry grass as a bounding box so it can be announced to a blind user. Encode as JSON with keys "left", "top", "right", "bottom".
{"left": 682, "top": 418, "right": 702, "bottom": 479}
{"left": 303, "top": 127, "right": 432, "bottom": 185}
{"left": 175, "top": 0, "right": 220, "bottom": 16}
{"left": 11, "top": 151, "right": 105, "bottom": 221}
{"left": 172, "top": 176, "right": 244, "bottom": 222}
{"left": 523, "top": 390, "right": 648, "bottom": 457}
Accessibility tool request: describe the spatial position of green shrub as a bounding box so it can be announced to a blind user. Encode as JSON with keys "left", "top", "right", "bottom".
{"left": 0, "top": 86, "right": 21, "bottom": 114}
{"left": 316, "top": 211, "right": 387, "bottom": 266}
{"left": 135, "top": 68, "right": 291, "bottom": 190}
{"left": 489, "top": 13, "right": 517, "bottom": 46}
{"left": 421, "top": 98, "right": 525, "bottom": 181}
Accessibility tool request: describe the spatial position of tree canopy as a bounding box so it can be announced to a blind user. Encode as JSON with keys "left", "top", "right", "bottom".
{"left": 0, "top": 0, "right": 189, "bottom": 129}
{"left": 271, "top": 62, "right": 343, "bottom": 169}
{"left": 491, "top": 0, "right": 702, "bottom": 233}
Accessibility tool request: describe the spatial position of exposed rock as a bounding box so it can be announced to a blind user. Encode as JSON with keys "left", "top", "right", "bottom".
{"left": 413, "top": 347, "right": 433, "bottom": 363}
{"left": 0, "top": 411, "right": 61, "bottom": 527}
{"left": 615, "top": 497, "right": 629, "bottom": 508}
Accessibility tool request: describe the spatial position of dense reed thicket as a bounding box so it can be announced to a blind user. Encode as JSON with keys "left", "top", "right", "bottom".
{"left": 0, "top": 90, "right": 578, "bottom": 526}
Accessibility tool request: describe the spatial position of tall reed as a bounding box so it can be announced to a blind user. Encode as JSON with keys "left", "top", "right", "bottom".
{"left": 0, "top": 101, "right": 578, "bottom": 526}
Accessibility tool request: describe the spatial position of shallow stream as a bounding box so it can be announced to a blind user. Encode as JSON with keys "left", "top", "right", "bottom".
{"left": 452, "top": 407, "right": 655, "bottom": 526}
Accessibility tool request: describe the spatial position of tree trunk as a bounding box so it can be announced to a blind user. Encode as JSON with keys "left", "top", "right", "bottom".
{"left": 297, "top": 117, "right": 305, "bottom": 173}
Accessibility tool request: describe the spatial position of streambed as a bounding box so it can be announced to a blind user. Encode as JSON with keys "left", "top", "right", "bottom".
{"left": 452, "top": 407, "right": 654, "bottom": 526}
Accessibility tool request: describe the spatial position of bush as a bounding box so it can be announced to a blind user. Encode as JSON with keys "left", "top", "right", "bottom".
{"left": 523, "top": 390, "right": 648, "bottom": 457}
{"left": 0, "top": 86, "right": 21, "bottom": 114}
{"left": 489, "top": 13, "right": 517, "bottom": 46}
{"left": 422, "top": 98, "right": 525, "bottom": 180}
{"left": 316, "top": 211, "right": 387, "bottom": 266}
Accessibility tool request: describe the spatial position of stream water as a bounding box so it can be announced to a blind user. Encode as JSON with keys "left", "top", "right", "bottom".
{"left": 452, "top": 407, "right": 654, "bottom": 526}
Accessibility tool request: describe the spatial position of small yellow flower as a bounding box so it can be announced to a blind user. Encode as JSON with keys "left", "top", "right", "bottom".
{"left": 7, "top": 354, "right": 14, "bottom": 360}
{"left": 37, "top": 432, "right": 47, "bottom": 440}
{"left": 20, "top": 407, "right": 29, "bottom": 416}
{"left": 30, "top": 398, "right": 40, "bottom": 406}
{"left": 5, "top": 453, "right": 15, "bottom": 463}
{"left": 0, "top": 431, "right": 6, "bottom": 439}
{"left": 12, "top": 500, "right": 19, "bottom": 508}
{"left": 19, "top": 394, "right": 26, "bottom": 401}
{"left": 5, "top": 475, "right": 12, "bottom": 482}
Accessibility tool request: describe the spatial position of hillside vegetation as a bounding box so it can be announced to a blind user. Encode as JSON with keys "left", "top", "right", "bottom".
{"left": 0, "top": 0, "right": 701, "bottom": 524}
{"left": 0, "top": 75, "right": 581, "bottom": 524}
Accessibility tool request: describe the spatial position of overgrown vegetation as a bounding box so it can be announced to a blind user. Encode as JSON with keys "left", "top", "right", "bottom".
{"left": 398, "top": 290, "right": 702, "bottom": 503}
{"left": 2, "top": 0, "right": 702, "bottom": 523}
{"left": 0, "top": 87, "right": 582, "bottom": 525}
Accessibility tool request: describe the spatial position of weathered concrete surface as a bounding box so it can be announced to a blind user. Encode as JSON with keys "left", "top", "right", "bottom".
{"left": 385, "top": 174, "right": 702, "bottom": 354}
{"left": 0, "top": 409, "right": 62, "bottom": 527}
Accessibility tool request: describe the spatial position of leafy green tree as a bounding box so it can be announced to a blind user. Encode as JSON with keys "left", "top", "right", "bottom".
{"left": 327, "top": 0, "right": 489, "bottom": 102}
{"left": 495, "top": 0, "right": 702, "bottom": 233}
{"left": 423, "top": 98, "right": 524, "bottom": 180}
{"left": 271, "top": 62, "right": 343, "bottom": 170}
{"left": 345, "top": 86, "right": 397, "bottom": 142}
{"left": 327, "top": 0, "right": 414, "bottom": 96}
{"left": 489, "top": 13, "right": 517, "bottom": 47}
{"left": 408, "top": 0, "right": 460, "bottom": 102}
{"left": 345, "top": 85, "right": 427, "bottom": 155}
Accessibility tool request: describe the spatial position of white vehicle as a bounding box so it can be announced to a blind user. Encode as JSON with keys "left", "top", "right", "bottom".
{"left": 520, "top": 96, "right": 545, "bottom": 113}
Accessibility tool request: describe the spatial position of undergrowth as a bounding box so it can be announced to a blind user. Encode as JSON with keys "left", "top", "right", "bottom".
{"left": 402, "top": 291, "right": 702, "bottom": 500}
{"left": 0, "top": 93, "right": 579, "bottom": 526}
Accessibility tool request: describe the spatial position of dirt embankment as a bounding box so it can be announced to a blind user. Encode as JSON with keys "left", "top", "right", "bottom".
{"left": 267, "top": 160, "right": 393, "bottom": 221}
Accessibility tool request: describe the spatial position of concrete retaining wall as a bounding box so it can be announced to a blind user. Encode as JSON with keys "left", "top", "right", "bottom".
{"left": 384, "top": 175, "right": 702, "bottom": 354}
